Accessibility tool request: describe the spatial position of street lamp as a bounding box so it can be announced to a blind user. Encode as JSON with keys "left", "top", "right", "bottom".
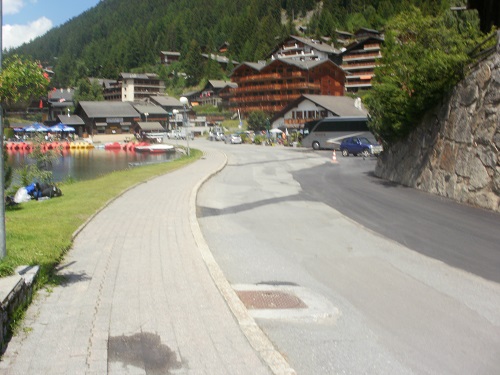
{"left": 172, "top": 109, "right": 179, "bottom": 129}
{"left": 172, "top": 109, "right": 179, "bottom": 145}
{"left": 180, "top": 97, "right": 190, "bottom": 156}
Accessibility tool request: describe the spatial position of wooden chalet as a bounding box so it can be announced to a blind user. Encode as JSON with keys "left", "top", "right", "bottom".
{"left": 218, "top": 42, "right": 230, "bottom": 54}
{"left": 47, "top": 88, "right": 75, "bottom": 122}
{"left": 341, "top": 36, "right": 384, "bottom": 93}
{"left": 227, "top": 59, "right": 346, "bottom": 116}
{"left": 268, "top": 35, "right": 342, "bottom": 64}
{"left": 75, "top": 101, "right": 140, "bottom": 135}
{"left": 270, "top": 94, "right": 368, "bottom": 129}
{"left": 335, "top": 30, "right": 355, "bottom": 47}
{"left": 195, "top": 80, "right": 238, "bottom": 107}
{"left": 160, "top": 51, "right": 181, "bottom": 65}
{"left": 132, "top": 104, "right": 169, "bottom": 128}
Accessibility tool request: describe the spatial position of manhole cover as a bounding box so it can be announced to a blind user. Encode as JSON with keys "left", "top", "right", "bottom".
{"left": 236, "top": 290, "right": 307, "bottom": 310}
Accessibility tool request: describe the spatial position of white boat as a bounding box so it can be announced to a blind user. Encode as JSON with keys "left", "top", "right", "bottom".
{"left": 134, "top": 144, "right": 175, "bottom": 153}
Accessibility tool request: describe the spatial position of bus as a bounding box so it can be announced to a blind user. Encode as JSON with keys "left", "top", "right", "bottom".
{"left": 301, "top": 116, "right": 371, "bottom": 150}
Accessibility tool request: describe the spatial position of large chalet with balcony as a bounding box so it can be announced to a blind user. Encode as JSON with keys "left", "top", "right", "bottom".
{"left": 341, "top": 31, "right": 384, "bottom": 93}
{"left": 268, "top": 35, "right": 342, "bottom": 64}
{"left": 226, "top": 58, "right": 345, "bottom": 116}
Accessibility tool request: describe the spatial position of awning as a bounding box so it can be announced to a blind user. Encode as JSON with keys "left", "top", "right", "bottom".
{"left": 137, "top": 121, "right": 164, "bottom": 132}
{"left": 96, "top": 122, "right": 107, "bottom": 126}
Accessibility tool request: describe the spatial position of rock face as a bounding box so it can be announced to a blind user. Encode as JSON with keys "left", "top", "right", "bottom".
{"left": 375, "top": 33, "right": 500, "bottom": 212}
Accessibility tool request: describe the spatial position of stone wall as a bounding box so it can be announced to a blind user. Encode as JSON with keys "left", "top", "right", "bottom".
{"left": 375, "top": 33, "right": 500, "bottom": 213}
{"left": 0, "top": 266, "right": 39, "bottom": 354}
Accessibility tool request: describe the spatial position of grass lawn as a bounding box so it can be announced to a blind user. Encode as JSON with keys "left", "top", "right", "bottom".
{"left": 2, "top": 149, "right": 203, "bottom": 286}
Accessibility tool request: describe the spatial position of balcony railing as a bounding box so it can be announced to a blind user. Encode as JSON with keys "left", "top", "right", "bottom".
{"left": 342, "top": 52, "right": 382, "bottom": 61}
{"left": 342, "top": 62, "right": 378, "bottom": 70}
{"left": 234, "top": 105, "right": 286, "bottom": 113}
{"left": 346, "top": 73, "right": 373, "bottom": 80}
{"left": 284, "top": 118, "right": 317, "bottom": 125}
{"left": 233, "top": 83, "right": 284, "bottom": 93}
{"left": 364, "top": 43, "right": 381, "bottom": 50}
{"left": 235, "top": 73, "right": 281, "bottom": 82}
{"left": 233, "top": 82, "right": 320, "bottom": 94}
{"left": 229, "top": 93, "right": 301, "bottom": 104}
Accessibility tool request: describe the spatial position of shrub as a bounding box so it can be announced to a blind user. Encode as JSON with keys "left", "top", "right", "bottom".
{"left": 364, "top": 7, "right": 482, "bottom": 145}
{"left": 254, "top": 135, "right": 264, "bottom": 145}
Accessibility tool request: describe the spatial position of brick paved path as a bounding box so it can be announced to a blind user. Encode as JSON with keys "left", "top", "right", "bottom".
{"left": 0, "top": 148, "right": 291, "bottom": 375}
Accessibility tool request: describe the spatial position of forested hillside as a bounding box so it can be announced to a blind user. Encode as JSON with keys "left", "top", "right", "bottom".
{"left": 8, "top": 0, "right": 454, "bottom": 87}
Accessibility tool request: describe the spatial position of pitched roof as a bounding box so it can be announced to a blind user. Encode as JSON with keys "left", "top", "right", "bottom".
{"left": 335, "top": 30, "right": 354, "bottom": 38}
{"left": 342, "top": 36, "right": 385, "bottom": 55}
{"left": 149, "top": 96, "right": 183, "bottom": 107}
{"left": 289, "top": 35, "right": 341, "bottom": 54}
{"left": 233, "top": 58, "right": 342, "bottom": 76}
{"left": 78, "top": 101, "right": 140, "bottom": 118}
{"left": 132, "top": 104, "right": 168, "bottom": 115}
{"left": 89, "top": 77, "right": 117, "bottom": 89}
{"left": 208, "top": 80, "right": 237, "bottom": 89}
{"left": 355, "top": 27, "right": 381, "bottom": 35}
{"left": 302, "top": 95, "right": 368, "bottom": 116}
{"left": 235, "top": 61, "right": 267, "bottom": 72}
{"left": 160, "top": 51, "right": 181, "bottom": 56}
{"left": 271, "top": 95, "right": 368, "bottom": 122}
{"left": 48, "top": 88, "right": 75, "bottom": 101}
{"left": 279, "top": 58, "right": 333, "bottom": 70}
{"left": 120, "top": 72, "right": 159, "bottom": 80}
{"left": 201, "top": 53, "right": 239, "bottom": 65}
{"left": 137, "top": 122, "right": 165, "bottom": 131}
{"left": 57, "top": 114, "right": 85, "bottom": 125}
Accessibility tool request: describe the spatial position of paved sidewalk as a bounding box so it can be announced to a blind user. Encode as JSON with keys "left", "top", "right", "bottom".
{"left": 0, "top": 148, "right": 294, "bottom": 374}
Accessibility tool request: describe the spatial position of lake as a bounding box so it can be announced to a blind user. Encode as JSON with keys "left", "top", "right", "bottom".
{"left": 6, "top": 147, "right": 181, "bottom": 182}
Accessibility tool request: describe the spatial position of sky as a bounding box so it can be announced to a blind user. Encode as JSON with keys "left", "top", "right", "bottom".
{"left": 3, "top": 0, "right": 101, "bottom": 50}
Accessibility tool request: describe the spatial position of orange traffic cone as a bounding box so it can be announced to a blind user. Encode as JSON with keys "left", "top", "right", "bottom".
{"left": 331, "top": 150, "right": 338, "bottom": 164}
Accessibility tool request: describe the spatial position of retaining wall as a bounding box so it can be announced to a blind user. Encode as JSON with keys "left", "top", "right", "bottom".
{"left": 375, "top": 33, "right": 500, "bottom": 212}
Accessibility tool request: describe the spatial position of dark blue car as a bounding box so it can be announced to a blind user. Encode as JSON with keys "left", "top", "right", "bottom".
{"left": 340, "top": 136, "right": 383, "bottom": 157}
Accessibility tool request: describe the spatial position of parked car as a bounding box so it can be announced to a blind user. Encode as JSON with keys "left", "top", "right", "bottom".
{"left": 226, "top": 133, "right": 242, "bottom": 144}
{"left": 168, "top": 129, "right": 193, "bottom": 140}
{"left": 340, "top": 136, "right": 383, "bottom": 157}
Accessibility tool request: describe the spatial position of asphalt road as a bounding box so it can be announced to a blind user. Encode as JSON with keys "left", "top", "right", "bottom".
{"left": 196, "top": 140, "right": 500, "bottom": 375}
{"left": 293, "top": 152, "right": 500, "bottom": 284}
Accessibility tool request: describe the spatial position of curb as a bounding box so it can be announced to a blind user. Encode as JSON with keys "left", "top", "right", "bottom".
{"left": 189, "top": 150, "right": 297, "bottom": 375}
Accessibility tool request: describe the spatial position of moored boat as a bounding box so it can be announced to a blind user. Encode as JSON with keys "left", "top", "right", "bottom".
{"left": 104, "top": 142, "right": 122, "bottom": 150}
{"left": 134, "top": 144, "right": 175, "bottom": 153}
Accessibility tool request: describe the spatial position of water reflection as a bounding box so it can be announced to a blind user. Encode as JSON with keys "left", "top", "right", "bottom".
{"left": 7, "top": 148, "right": 180, "bottom": 182}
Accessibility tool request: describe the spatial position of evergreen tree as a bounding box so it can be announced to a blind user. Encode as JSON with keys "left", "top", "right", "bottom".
{"left": 225, "top": 57, "right": 235, "bottom": 76}
{"left": 205, "top": 56, "right": 223, "bottom": 80}
{"left": 4, "top": 0, "right": 469, "bottom": 88}
{"left": 73, "top": 78, "right": 105, "bottom": 107}
{"left": 183, "top": 39, "right": 203, "bottom": 86}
